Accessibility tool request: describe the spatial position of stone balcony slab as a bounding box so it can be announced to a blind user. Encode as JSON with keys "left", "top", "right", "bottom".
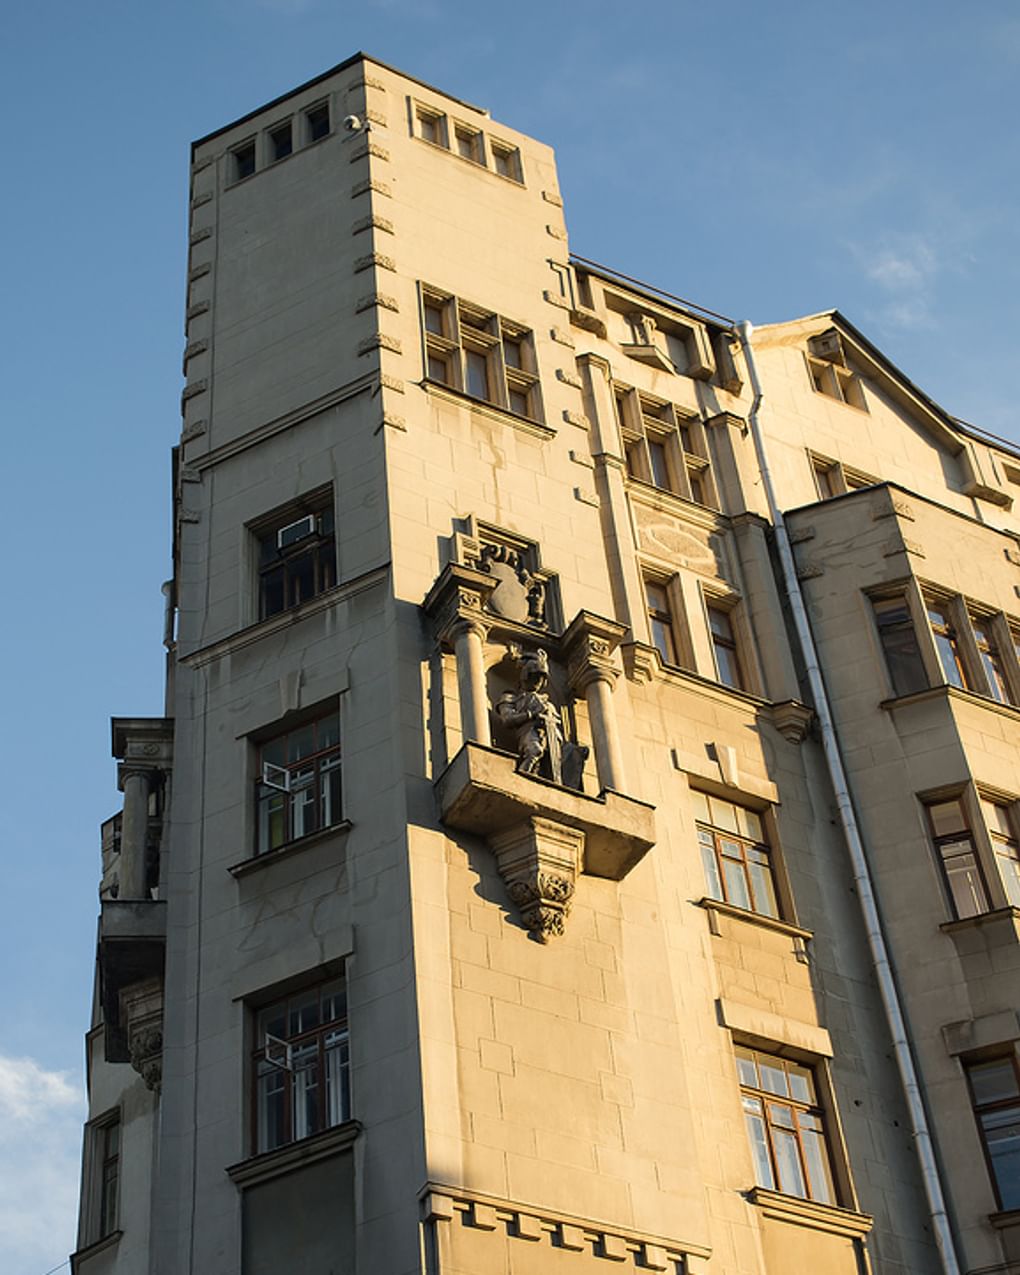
{"left": 99, "top": 899, "right": 166, "bottom": 1062}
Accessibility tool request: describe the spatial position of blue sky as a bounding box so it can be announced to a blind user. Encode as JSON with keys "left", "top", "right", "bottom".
{"left": 1, "top": 2, "right": 1017, "bottom": 1271}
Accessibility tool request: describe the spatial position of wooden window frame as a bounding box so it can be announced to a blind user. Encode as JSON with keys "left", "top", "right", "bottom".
{"left": 253, "top": 492, "right": 336, "bottom": 622}
{"left": 694, "top": 790, "right": 782, "bottom": 919}
{"left": 923, "top": 794, "right": 992, "bottom": 920}
{"left": 255, "top": 706, "right": 343, "bottom": 856}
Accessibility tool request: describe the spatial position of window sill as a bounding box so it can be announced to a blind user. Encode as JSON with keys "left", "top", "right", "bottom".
{"left": 228, "top": 821, "right": 352, "bottom": 878}
{"left": 71, "top": 1230, "right": 123, "bottom": 1272}
{"left": 621, "top": 641, "right": 769, "bottom": 708}
{"left": 880, "top": 683, "right": 1020, "bottom": 722}
{"left": 747, "top": 1187, "right": 872, "bottom": 1238}
{"left": 626, "top": 477, "right": 724, "bottom": 526}
{"left": 698, "top": 897, "right": 813, "bottom": 942}
{"left": 989, "top": 1207, "right": 1020, "bottom": 1230}
{"left": 421, "top": 379, "right": 555, "bottom": 440}
{"left": 227, "top": 1119, "right": 361, "bottom": 1189}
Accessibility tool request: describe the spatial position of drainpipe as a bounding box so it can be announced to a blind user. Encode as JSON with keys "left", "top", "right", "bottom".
{"left": 736, "top": 321, "right": 961, "bottom": 1275}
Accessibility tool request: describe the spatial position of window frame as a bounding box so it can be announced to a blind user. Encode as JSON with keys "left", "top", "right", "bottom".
{"left": 693, "top": 789, "right": 783, "bottom": 920}
{"left": 805, "top": 354, "right": 868, "bottom": 411}
{"left": 978, "top": 791, "right": 1020, "bottom": 910}
{"left": 267, "top": 119, "right": 294, "bottom": 164}
{"left": 963, "top": 1052, "right": 1020, "bottom": 1212}
{"left": 250, "top": 976, "right": 351, "bottom": 1156}
{"left": 79, "top": 1108, "right": 121, "bottom": 1251}
{"left": 230, "top": 138, "right": 257, "bottom": 184}
{"left": 616, "top": 385, "right": 718, "bottom": 510}
{"left": 705, "top": 598, "right": 745, "bottom": 691}
{"left": 251, "top": 490, "right": 337, "bottom": 624}
{"left": 303, "top": 100, "right": 331, "bottom": 144}
{"left": 254, "top": 704, "right": 344, "bottom": 856}
{"left": 869, "top": 589, "right": 930, "bottom": 698}
{"left": 736, "top": 1046, "right": 840, "bottom": 1205}
{"left": 414, "top": 103, "right": 448, "bottom": 149}
{"left": 420, "top": 287, "right": 541, "bottom": 422}
{"left": 923, "top": 793, "right": 992, "bottom": 920}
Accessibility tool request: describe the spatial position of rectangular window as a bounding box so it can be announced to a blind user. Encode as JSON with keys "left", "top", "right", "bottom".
{"left": 809, "top": 452, "right": 878, "bottom": 498}
{"left": 79, "top": 1109, "right": 120, "bottom": 1249}
{"left": 872, "top": 595, "right": 928, "bottom": 696}
{"left": 707, "top": 604, "right": 744, "bottom": 690}
{"left": 304, "top": 101, "right": 330, "bottom": 142}
{"left": 454, "top": 124, "right": 483, "bottom": 163}
{"left": 694, "top": 791, "right": 780, "bottom": 918}
{"left": 232, "top": 140, "right": 256, "bottom": 182}
{"left": 806, "top": 356, "right": 867, "bottom": 411}
{"left": 421, "top": 289, "right": 540, "bottom": 420}
{"left": 926, "top": 598, "right": 970, "bottom": 689}
{"left": 645, "top": 579, "right": 677, "bottom": 666}
{"left": 268, "top": 121, "right": 293, "bottom": 162}
{"left": 737, "top": 1047, "right": 836, "bottom": 1203}
{"left": 617, "top": 386, "right": 717, "bottom": 509}
{"left": 256, "top": 708, "right": 342, "bottom": 854}
{"left": 491, "top": 141, "right": 522, "bottom": 182}
{"left": 972, "top": 616, "right": 1014, "bottom": 704}
{"left": 254, "top": 978, "right": 350, "bottom": 1153}
{"left": 981, "top": 798, "right": 1020, "bottom": 908}
{"left": 256, "top": 499, "right": 336, "bottom": 621}
{"left": 925, "top": 797, "right": 990, "bottom": 919}
{"left": 415, "top": 106, "right": 446, "bottom": 147}
{"left": 100, "top": 1119, "right": 119, "bottom": 1237}
{"left": 964, "top": 1056, "right": 1020, "bottom": 1211}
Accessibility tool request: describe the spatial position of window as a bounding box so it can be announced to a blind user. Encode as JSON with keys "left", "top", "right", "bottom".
{"left": 253, "top": 978, "right": 350, "bottom": 1154}
{"left": 99, "top": 1119, "right": 119, "bottom": 1237}
{"left": 737, "top": 1047, "right": 836, "bottom": 1204}
{"left": 707, "top": 603, "right": 744, "bottom": 690}
{"left": 491, "top": 141, "right": 522, "bottom": 182}
{"left": 695, "top": 791, "right": 779, "bottom": 918}
{"left": 454, "top": 124, "right": 483, "bottom": 164}
{"left": 645, "top": 578, "right": 677, "bottom": 666}
{"left": 256, "top": 498, "right": 336, "bottom": 621}
{"left": 925, "top": 797, "right": 990, "bottom": 919}
{"left": 809, "top": 452, "right": 878, "bottom": 499}
{"left": 617, "top": 387, "right": 716, "bottom": 509}
{"left": 926, "top": 598, "right": 970, "bottom": 690}
{"left": 806, "top": 356, "right": 867, "bottom": 410}
{"left": 972, "top": 615, "right": 1014, "bottom": 704}
{"left": 872, "top": 594, "right": 928, "bottom": 696}
{"left": 232, "top": 140, "right": 256, "bottom": 182}
{"left": 79, "top": 1110, "right": 120, "bottom": 1249}
{"left": 269, "top": 121, "right": 293, "bottom": 162}
{"left": 981, "top": 797, "right": 1020, "bottom": 908}
{"left": 256, "top": 708, "right": 342, "bottom": 854}
{"left": 421, "top": 289, "right": 540, "bottom": 420}
{"left": 304, "top": 101, "right": 330, "bottom": 142}
{"left": 964, "top": 1055, "right": 1020, "bottom": 1211}
{"left": 415, "top": 106, "right": 446, "bottom": 147}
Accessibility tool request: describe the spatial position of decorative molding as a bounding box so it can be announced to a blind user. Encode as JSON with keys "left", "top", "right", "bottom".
{"left": 186, "top": 300, "right": 211, "bottom": 320}
{"left": 556, "top": 367, "right": 583, "bottom": 389}
{"left": 183, "top": 339, "right": 208, "bottom": 369}
{"left": 562, "top": 611, "right": 626, "bottom": 694}
{"left": 747, "top": 1187, "right": 872, "bottom": 1239}
{"left": 491, "top": 819, "right": 582, "bottom": 943}
{"left": 179, "top": 508, "right": 201, "bottom": 524}
{"left": 179, "top": 467, "right": 201, "bottom": 484}
{"left": 351, "top": 177, "right": 392, "bottom": 199}
{"left": 352, "top": 213, "right": 394, "bottom": 236}
{"left": 227, "top": 1121, "right": 361, "bottom": 1190}
{"left": 551, "top": 326, "right": 575, "bottom": 347}
{"left": 189, "top": 261, "right": 212, "bottom": 282}
{"left": 564, "top": 409, "right": 591, "bottom": 430}
{"left": 349, "top": 140, "right": 390, "bottom": 162}
{"left": 374, "top": 412, "right": 406, "bottom": 434}
{"left": 771, "top": 699, "right": 813, "bottom": 743}
{"left": 357, "top": 333, "right": 402, "bottom": 356}
{"left": 354, "top": 251, "right": 396, "bottom": 273}
{"left": 574, "top": 487, "right": 599, "bottom": 508}
{"left": 349, "top": 74, "right": 386, "bottom": 91}
{"left": 546, "top": 223, "right": 568, "bottom": 240}
{"left": 191, "top": 190, "right": 214, "bottom": 208}
{"left": 569, "top": 306, "right": 607, "bottom": 337}
{"left": 181, "top": 379, "right": 208, "bottom": 403}
{"left": 621, "top": 641, "right": 658, "bottom": 686}
{"left": 420, "top": 1183, "right": 707, "bottom": 1272}
{"left": 786, "top": 525, "right": 815, "bottom": 544}
{"left": 365, "top": 108, "right": 387, "bottom": 127}
{"left": 189, "top": 226, "right": 213, "bottom": 245}
{"left": 542, "top": 190, "right": 564, "bottom": 206}
{"left": 795, "top": 560, "right": 824, "bottom": 579}
{"left": 423, "top": 563, "right": 497, "bottom": 648}
{"left": 120, "top": 975, "right": 164, "bottom": 1092}
{"left": 377, "top": 372, "right": 405, "bottom": 394}
{"left": 191, "top": 154, "right": 215, "bottom": 174}
{"left": 542, "top": 289, "right": 571, "bottom": 310}
{"left": 569, "top": 448, "right": 594, "bottom": 469}
{"left": 181, "top": 420, "right": 207, "bottom": 443}
{"left": 356, "top": 292, "right": 399, "bottom": 314}
{"left": 1006, "top": 547, "right": 1020, "bottom": 568}
{"left": 577, "top": 351, "right": 612, "bottom": 380}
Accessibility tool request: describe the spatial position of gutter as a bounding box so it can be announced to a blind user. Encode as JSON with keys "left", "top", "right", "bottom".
{"left": 735, "top": 321, "right": 962, "bottom": 1275}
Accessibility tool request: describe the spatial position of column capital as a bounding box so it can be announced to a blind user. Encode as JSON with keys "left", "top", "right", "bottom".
{"left": 576, "top": 351, "right": 613, "bottom": 381}
{"left": 562, "top": 609, "right": 627, "bottom": 694}
{"left": 423, "top": 562, "right": 498, "bottom": 648}
{"left": 117, "top": 763, "right": 157, "bottom": 794}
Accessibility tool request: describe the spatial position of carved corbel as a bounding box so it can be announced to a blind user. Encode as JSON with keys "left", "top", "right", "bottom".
{"left": 120, "top": 975, "right": 165, "bottom": 1092}
{"left": 490, "top": 818, "right": 584, "bottom": 943}
{"left": 771, "top": 700, "right": 814, "bottom": 744}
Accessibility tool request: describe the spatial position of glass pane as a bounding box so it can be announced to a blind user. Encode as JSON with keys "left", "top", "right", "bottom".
{"left": 982, "top": 800, "right": 1015, "bottom": 840}
{"left": 928, "top": 800, "right": 967, "bottom": 838}
{"left": 466, "top": 350, "right": 489, "bottom": 399}
{"left": 292, "top": 1045, "right": 319, "bottom": 1140}
{"left": 715, "top": 643, "right": 743, "bottom": 689}
{"left": 945, "top": 854, "right": 989, "bottom": 918}
{"left": 321, "top": 980, "right": 347, "bottom": 1023}
{"left": 503, "top": 338, "right": 522, "bottom": 369}
{"left": 259, "top": 790, "right": 286, "bottom": 853}
{"left": 509, "top": 388, "right": 529, "bottom": 417}
{"left": 258, "top": 1002, "right": 287, "bottom": 1040}
{"left": 982, "top": 1105, "right": 1020, "bottom": 1209}
{"left": 767, "top": 1101, "right": 796, "bottom": 1130}
{"left": 289, "top": 990, "right": 320, "bottom": 1036}
{"left": 932, "top": 631, "right": 966, "bottom": 688}
{"left": 691, "top": 790, "right": 711, "bottom": 824}
{"left": 709, "top": 607, "right": 734, "bottom": 642}
{"left": 969, "top": 1059, "right": 1020, "bottom": 1105}
{"left": 322, "top": 758, "right": 342, "bottom": 829}
{"left": 758, "top": 1059, "right": 788, "bottom": 1097}
{"left": 722, "top": 858, "right": 751, "bottom": 911}
{"left": 427, "top": 352, "right": 450, "bottom": 383}
{"left": 290, "top": 773, "right": 317, "bottom": 840}
{"left": 772, "top": 1127, "right": 807, "bottom": 1198}
{"left": 719, "top": 837, "right": 744, "bottom": 862}
{"left": 711, "top": 798, "right": 739, "bottom": 835}
{"left": 997, "top": 848, "right": 1020, "bottom": 908}
{"left": 700, "top": 837, "right": 723, "bottom": 901}
{"left": 799, "top": 1120, "right": 835, "bottom": 1203}
{"left": 325, "top": 1030, "right": 350, "bottom": 1127}
{"left": 744, "top": 1108, "right": 775, "bottom": 1189}
{"left": 424, "top": 303, "right": 444, "bottom": 334}
{"left": 288, "top": 724, "right": 315, "bottom": 763}
{"left": 736, "top": 1051, "right": 758, "bottom": 1088}
{"left": 650, "top": 617, "right": 676, "bottom": 665}
{"left": 648, "top": 441, "right": 670, "bottom": 490}
{"left": 319, "top": 712, "right": 340, "bottom": 750}
{"left": 261, "top": 566, "right": 286, "bottom": 618}
{"left": 747, "top": 859, "right": 780, "bottom": 918}
{"left": 257, "top": 1064, "right": 286, "bottom": 1153}
{"left": 787, "top": 1064, "right": 814, "bottom": 1105}
{"left": 737, "top": 807, "right": 763, "bottom": 841}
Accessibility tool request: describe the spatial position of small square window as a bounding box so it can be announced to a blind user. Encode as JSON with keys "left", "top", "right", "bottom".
{"left": 232, "top": 140, "right": 256, "bottom": 182}
{"left": 491, "top": 142, "right": 522, "bottom": 182}
{"left": 269, "top": 122, "right": 293, "bottom": 163}
{"left": 416, "top": 108, "right": 446, "bottom": 148}
{"left": 454, "top": 125, "right": 483, "bottom": 164}
{"left": 305, "top": 102, "right": 330, "bottom": 142}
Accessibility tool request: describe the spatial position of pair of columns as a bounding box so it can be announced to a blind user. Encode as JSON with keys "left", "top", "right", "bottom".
{"left": 426, "top": 565, "right": 627, "bottom": 794}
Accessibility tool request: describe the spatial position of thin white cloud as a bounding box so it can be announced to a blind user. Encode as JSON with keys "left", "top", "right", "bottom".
{"left": 852, "top": 233, "right": 940, "bottom": 332}
{"left": 0, "top": 1054, "right": 84, "bottom": 1275}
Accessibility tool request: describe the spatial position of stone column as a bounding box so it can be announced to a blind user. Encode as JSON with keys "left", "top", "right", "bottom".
{"left": 118, "top": 764, "right": 153, "bottom": 899}
{"left": 424, "top": 563, "right": 499, "bottom": 748}
{"left": 563, "top": 611, "right": 629, "bottom": 794}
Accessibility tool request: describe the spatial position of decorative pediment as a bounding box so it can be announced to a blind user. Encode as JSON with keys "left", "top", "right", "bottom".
{"left": 450, "top": 518, "right": 561, "bottom": 634}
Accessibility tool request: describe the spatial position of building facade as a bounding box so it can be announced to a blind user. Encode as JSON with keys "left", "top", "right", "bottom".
{"left": 74, "top": 53, "right": 1020, "bottom": 1275}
